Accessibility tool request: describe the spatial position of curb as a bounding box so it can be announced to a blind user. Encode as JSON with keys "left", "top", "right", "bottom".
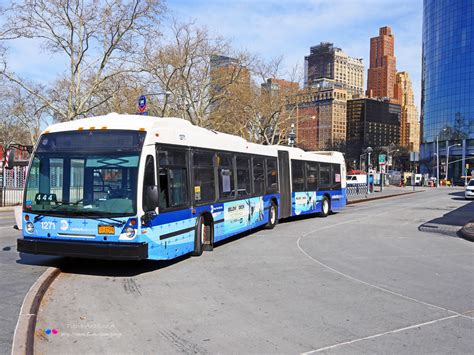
{"left": 11, "top": 267, "right": 61, "bottom": 355}
{"left": 459, "top": 223, "right": 474, "bottom": 242}
{"left": 418, "top": 224, "right": 461, "bottom": 238}
{"left": 347, "top": 190, "right": 424, "bottom": 205}
{"left": 0, "top": 207, "right": 15, "bottom": 212}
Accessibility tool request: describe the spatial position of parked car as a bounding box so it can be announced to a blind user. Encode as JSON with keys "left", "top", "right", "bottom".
{"left": 465, "top": 180, "right": 474, "bottom": 199}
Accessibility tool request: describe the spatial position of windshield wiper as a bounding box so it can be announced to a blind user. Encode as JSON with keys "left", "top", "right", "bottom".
{"left": 78, "top": 214, "right": 126, "bottom": 227}
{"left": 34, "top": 214, "right": 46, "bottom": 222}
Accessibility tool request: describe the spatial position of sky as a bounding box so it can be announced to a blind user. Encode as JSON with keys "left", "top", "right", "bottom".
{"left": 168, "top": 0, "right": 424, "bottom": 106}
{"left": 1, "top": 0, "right": 424, "bottom": 108}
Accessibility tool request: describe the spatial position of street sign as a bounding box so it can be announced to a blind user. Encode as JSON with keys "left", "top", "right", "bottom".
{"left": 137, "top": 95, "right": 147, "bottom": 113}
{"left": 378, "top": 154, "right": 386, "bottom": 164}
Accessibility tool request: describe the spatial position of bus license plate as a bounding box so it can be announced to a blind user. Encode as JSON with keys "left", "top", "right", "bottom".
{"left": 98, "top": 225, "right": 115, "bottom": 234}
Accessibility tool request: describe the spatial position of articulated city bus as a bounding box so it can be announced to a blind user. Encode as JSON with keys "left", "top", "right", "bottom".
{"left": 17, "top": 113, "right": 346, "bottom": 260}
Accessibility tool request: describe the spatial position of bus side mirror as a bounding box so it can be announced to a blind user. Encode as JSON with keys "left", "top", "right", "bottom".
{"left": 143, "top": 185, "right": 159, "bottom": 212}
{"left": 4, "top": 148, "right": 15, "bottom": 170}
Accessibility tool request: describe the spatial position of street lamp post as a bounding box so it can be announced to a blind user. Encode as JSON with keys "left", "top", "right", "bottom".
{"left": 365, "top": 147, "right": 373, "bottom": 194}
{"left": 139, "top": 91, "right": 172, "bottom": 116}
{"left": 436, "top": 135, "right": 440, "bottom": 188}
{"left": 446, "top": 143, "right": 461, "bottom": 185}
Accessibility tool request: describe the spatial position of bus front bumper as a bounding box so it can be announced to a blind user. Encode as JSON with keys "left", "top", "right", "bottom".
{"left": 17, "top": 238, "right": 148, "bottom": 260}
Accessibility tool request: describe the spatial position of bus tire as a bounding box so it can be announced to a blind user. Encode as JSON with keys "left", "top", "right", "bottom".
{"left": 193, "top": 216, "right": 205, "bottom": 256}
{"left": 319, "top": 196, "right": 330, "bottom": 218}
{"left": 193, "top": 215, "right": 213, "bottom": 256}
{"left": 265, "top": 201, "right": 278, "bottom": 229}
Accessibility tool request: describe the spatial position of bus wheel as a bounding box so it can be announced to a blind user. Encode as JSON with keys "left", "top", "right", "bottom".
{"left": 265, "top": 202, "right": 278, "bottom": 229}
{"left": 319, "top": 196, "right": 330, "bottom": 218}
{"left": 193, "top": 216, "right": 213, "bottom": 256}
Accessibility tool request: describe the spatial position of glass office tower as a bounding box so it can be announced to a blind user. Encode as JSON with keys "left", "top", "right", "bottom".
{"left": 421, "top": 0, "right": 474, "bottom": 182}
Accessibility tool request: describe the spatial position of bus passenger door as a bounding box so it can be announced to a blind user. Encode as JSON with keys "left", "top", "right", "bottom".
{"left": 278, "top": 150, "right": 291, "bottom": 218}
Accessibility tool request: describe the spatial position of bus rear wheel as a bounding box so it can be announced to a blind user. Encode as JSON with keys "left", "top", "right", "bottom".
{"left": 318, "top": 196, "right": 330, "bottom": 218}
{"left": 193, "top": 215, "right": 213, "bottom": 256}
{"left": 265, "top": 201, "right": 278, "bottom": 229}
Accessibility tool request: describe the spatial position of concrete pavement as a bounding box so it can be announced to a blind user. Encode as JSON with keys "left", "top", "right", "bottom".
{"left": 0, "top": 211, "right": 60, "bottom": 355}
{"left": 347, "top": 185, "right": 424, "bottom": 204}
{"left": 33, "top": 189, "right": 474, "bottom": 354}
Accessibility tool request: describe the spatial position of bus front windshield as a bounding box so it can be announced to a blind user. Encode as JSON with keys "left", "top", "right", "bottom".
{"left": 24, "top": 130, "right": 145, "bottom": 217}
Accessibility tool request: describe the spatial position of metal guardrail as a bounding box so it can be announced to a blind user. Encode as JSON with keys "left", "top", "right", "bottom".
{"left": 1, "top": 165, "right": 27, "bottom": 207}
{"left": 0, "top": 187, "right": 23, "bottom": 207}
{"left": 346, "top": 183, "right": 368, "bottom": 201}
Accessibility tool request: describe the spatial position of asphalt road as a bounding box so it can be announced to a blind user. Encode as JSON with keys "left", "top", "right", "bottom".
{"left": 28, "top": 189, "right": 474, "bottom": 353}
{"left": 0, "top": 210, "right": 59, "bottom": 355}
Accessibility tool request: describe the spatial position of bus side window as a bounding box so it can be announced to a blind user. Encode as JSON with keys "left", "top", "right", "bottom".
{"left": 306, "top": 161, "right": 318, "bottom": 191}
{"left": 157, "top": 147, "right": 188, "bottom": 210}
{"left": 266, "top": 158, "right": 278, "bottom": 194}
{"left": 236, "top": 155, "right": 251, "bottom": 197}
{"left": 319, "top": 163, "right": 331, "bottom": 190}
{"left": 217, "top": 152, "right": 235, "bottom": 201}
{"left": 291, "top": 160, "right": 305, "bottom": 191}
{"left": 252, "top": 157, "right": 265, "bottom": 195}
{"left": 192, "top": 150, "right": 215, "bottom": 204}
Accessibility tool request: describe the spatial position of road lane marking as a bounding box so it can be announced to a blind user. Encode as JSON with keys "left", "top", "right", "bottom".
{"left": 301, "top": 314, "right": 461, "bottom": 354}
{"left": 295, "top": 198, "right": 474, "bottom": 322}
{"left": 297, "top": 237, "right": 473, "bottom": 320}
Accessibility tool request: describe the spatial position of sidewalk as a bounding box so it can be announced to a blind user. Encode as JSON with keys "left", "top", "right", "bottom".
{"left": 0, "top": 206, "right": 17, "bottom": 212}
{"left": 347, "top": 185, "right": 423, "bottom": 204}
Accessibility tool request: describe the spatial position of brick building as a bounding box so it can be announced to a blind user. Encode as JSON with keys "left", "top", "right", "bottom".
{"left": 367, "top": 27, "right": 401, "bottom": 103}
{"left": 291, "top": 80, "right": 348, "bottom": 151}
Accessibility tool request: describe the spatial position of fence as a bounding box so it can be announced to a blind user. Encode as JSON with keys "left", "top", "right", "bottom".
{"left": 346, "top": 183, "right": 368, "bottom": 201}
{"left": 346, "top": 183, "right": 383, "bottom": 202}
{"left": 1, "top": 165, "right": 27, "bottom": 207}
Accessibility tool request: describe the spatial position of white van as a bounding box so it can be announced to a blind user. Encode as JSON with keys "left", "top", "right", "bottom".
{"left": 347, "top": 174, "right": 367, "bottom": 185}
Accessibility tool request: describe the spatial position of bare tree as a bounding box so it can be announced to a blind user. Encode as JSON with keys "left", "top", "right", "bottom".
{"left": 140, "top": 20, "right": 252, "bottom": 125}
{"left": 0, "top": 0, "right": 164, "bottom": 121}
{"left": 0, "top": 81, "right": 33, "bottom": 153}
{"left": 209, "top": 56, "right": 301, "bottom": 145}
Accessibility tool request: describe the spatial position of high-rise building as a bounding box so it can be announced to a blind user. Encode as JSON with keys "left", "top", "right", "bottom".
{"left": 304, "top": 42, "right": 364, "bottom": 99}
{"left": 210, "top": 55, "right": 250, "bottom": 91}
{"left": 397, "top": 72, "right": 420, "bottom": 152}
{"left": 367, "top": 26, "right": 401, "bottom": 102}
{"left": 261, "top": 78, "right": 299, "bottom": 95}
{"left": 293, "top": 79, "right": 348, "bottom": 151}
{"left": 346, "top": 98, "right": 401, "bottom": 156}
{"left": 420, "top": 0, "right": 474, "bottom": 181}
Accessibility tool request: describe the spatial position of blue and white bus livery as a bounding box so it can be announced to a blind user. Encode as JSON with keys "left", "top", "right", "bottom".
{"left": 17, "top": 113, "right": 346, "bottom": 261}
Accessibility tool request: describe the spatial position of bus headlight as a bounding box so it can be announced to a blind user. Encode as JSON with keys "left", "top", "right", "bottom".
{"left": 124, "top": 226, "right": 135, "bottom": 239}
{"left": 26, "top": 222, "right": 34, "bottom": 233}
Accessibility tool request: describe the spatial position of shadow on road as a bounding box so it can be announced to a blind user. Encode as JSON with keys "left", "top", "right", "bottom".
{"left": 449, "top": 190, "right": 470, "bottom": 201}
{"left": 418, "top": 196, "right": 474, "bottom": 240}
{"left": 16, "top": 252, "right": 190, "bottom": 277}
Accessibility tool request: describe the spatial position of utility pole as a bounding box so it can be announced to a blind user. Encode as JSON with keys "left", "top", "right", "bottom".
{"left": 436, "top": 135, "right": 439, "bottom": 187}
{"left": 366, "top": 147, "right": 373, "bottom": 194}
